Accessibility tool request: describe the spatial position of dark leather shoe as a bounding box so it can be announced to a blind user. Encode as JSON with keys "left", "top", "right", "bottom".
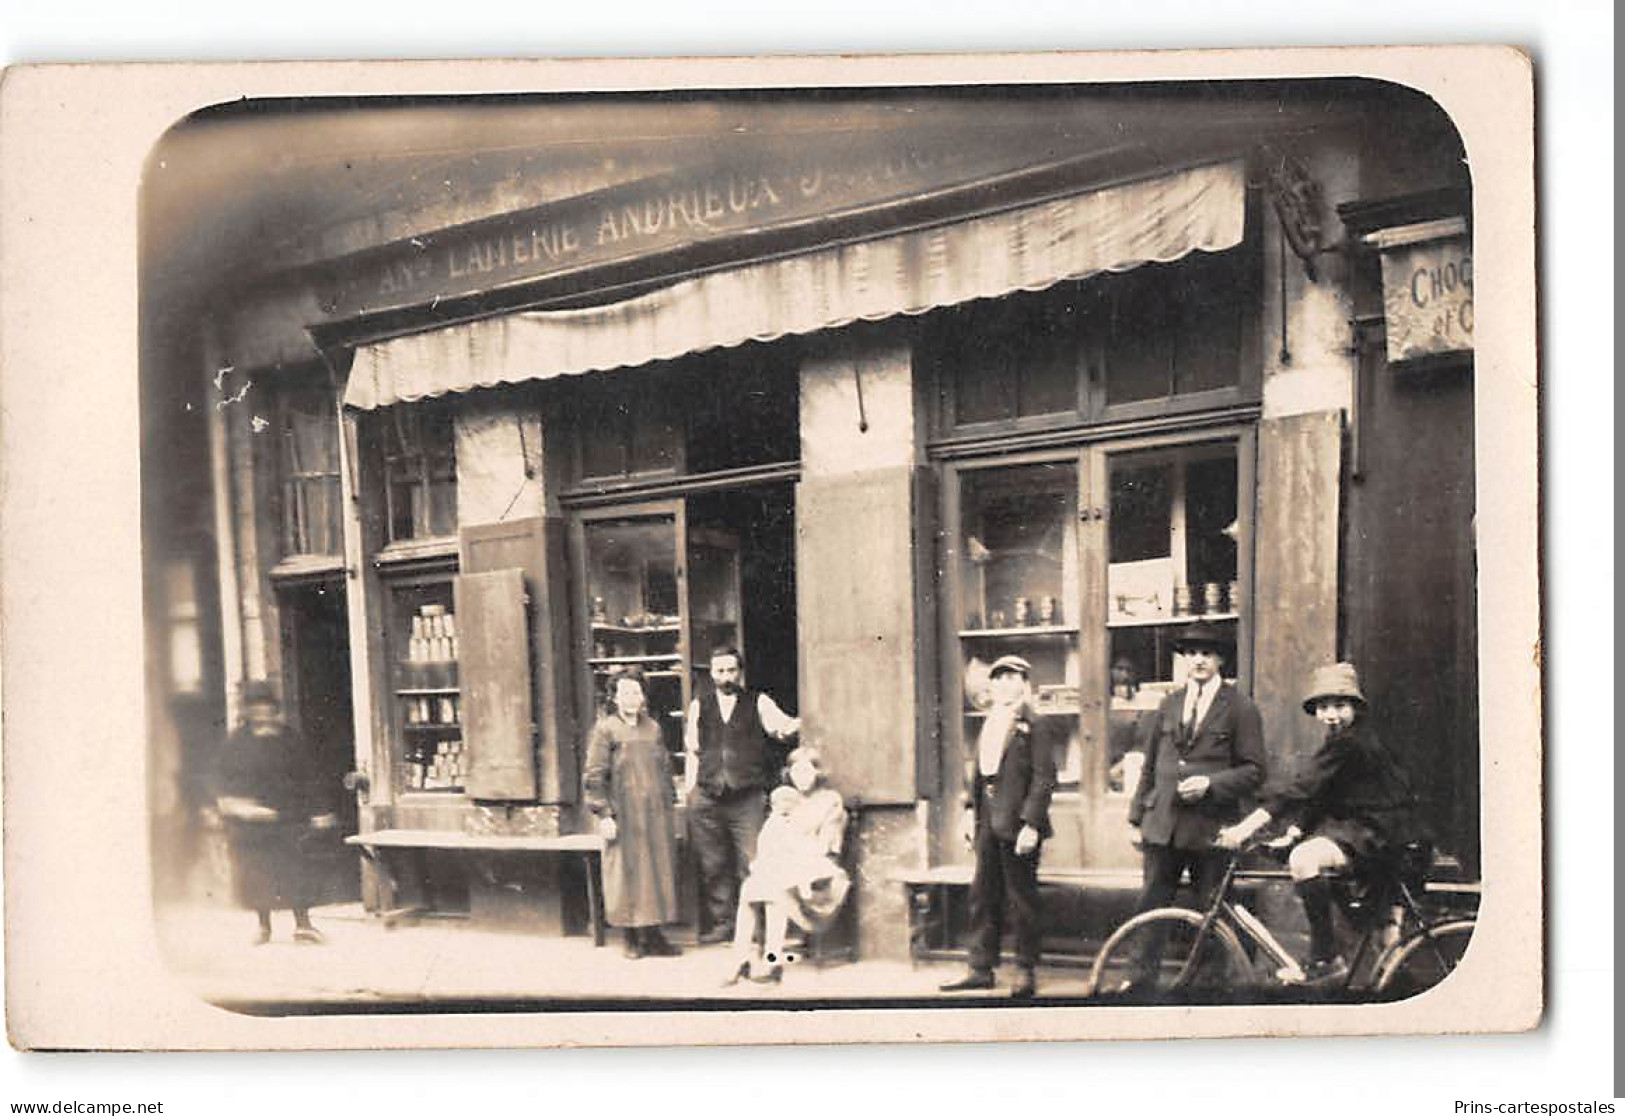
{"left": 697, "top": 926, "right": 732, "bottom": 946}
{"left": 1010, "top": 970, "right": 1037, "bottom": 1000}
{"left": 622, "top": 932, "right": 647, "bottom": 960}
{"left": 939, "top": 970, "right": 996, "bottom": 992}
{"left": 643, "top": 931, "right": 682, "bottom": 957}
{"left": 749, "top": 964, "right": 784, "bottom": 985}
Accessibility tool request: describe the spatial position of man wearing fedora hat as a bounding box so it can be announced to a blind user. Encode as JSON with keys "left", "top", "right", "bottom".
{"left": 1216, "top": 661, "right": 1423, "bottom": 984}
{"left": 940, "top": 654, "right": 1057, "bottom": 999}
{"left": 1121, "top": 621, "right": 1265, "bottom": 990}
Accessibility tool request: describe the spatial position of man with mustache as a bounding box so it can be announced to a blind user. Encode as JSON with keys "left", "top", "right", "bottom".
{"left": 684, "top": 645, "right": 801, "bottom": 944}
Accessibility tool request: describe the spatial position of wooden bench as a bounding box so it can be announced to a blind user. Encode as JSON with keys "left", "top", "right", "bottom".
{"left": 346, "top": 829, "right": 608, "bottom": 945}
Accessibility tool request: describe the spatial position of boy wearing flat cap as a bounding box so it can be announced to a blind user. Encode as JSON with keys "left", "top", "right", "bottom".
{"left": 940, "top": 654, "right": 1057, "bottom": 1000}
{"left": 1120, "top": 622, "right": 1265, "bottom": 990}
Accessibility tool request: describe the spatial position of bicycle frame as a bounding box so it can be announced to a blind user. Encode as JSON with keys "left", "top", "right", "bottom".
{"left": 1177, "top": 853, "right": 1305, "bottom": 987}
{"left": 1088, "top": 843, "right": 1476, "bottom": 1000}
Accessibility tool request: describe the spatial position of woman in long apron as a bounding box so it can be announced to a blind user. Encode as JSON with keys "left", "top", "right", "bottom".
{"left": 582, "top": 669, "right": 682, "bottom": 959}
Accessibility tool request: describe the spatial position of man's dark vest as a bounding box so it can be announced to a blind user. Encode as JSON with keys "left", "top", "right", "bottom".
{"left": 695, "top": 689, "right": 768, "bottom": 793}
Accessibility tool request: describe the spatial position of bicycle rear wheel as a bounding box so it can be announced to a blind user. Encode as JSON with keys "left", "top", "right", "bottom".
{"left": 1372, "top": 919, "right": 1475, "bottom": 999}
{"left": 1088, "top": 908, "right": 1251, "bottom": 1001}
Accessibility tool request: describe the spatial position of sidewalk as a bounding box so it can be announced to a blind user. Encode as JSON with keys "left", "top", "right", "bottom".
{"left": 154, "top": 901, "right": 1100, "bottom": 1012}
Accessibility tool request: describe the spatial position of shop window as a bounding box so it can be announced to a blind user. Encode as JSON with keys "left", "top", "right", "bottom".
{"left": 931, "top": 288, "right": 1086, "bottom": 428}
{"left": 927, "top": 244, "right": 1256, "bottom": 438}
{"left": 953, "top": 461, "right": 1084, "bottom": 789}
{"left": 162, "top": 557, "right": 204, "bottom": 695}
{"left": 382, "top": 403, "right": 457, "bottom": 542}
{"left": 570, "top": 345, "right": 799, "bottom": 486}
{"left": 683, "top": 348, "right": 800, "bottom": 475}
{"left": 1105, "top": 442, "right": 1241, "bottom": 793}
{"left": 1102, "top": 252, "right": 1246, "bottom": 407}
{"left": 276, "top": 386, "right": 343, "bottom": 557}
{"left": 577, "top": 379, "right": 681, "bottom": 481}
{"left": 385, "top": 574, "right": 465, "bottom": 794}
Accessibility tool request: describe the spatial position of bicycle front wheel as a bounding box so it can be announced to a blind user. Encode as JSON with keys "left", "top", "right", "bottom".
{"left": 1372, "top": 919, "right": 1476, "bottom": 999}
{"left": 1088, "top": 908, "right": 1251, "bottom": 1001}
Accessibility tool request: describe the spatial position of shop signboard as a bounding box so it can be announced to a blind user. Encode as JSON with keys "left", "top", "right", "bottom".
{"left": 1371, "top": 217, "right": 1473, "bottom": 364}
{"left": 307, "top": 123, "right": 1175, "bottom": 324}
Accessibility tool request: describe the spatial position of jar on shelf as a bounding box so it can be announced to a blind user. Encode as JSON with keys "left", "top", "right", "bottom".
{"left": 1173, "top": 585, "right": 1193, "bottom": 616}
{"left": 1012, "top": 597, "right": 1032, "bottom": 626}
{"left": 1203, "top": 582, "right": 1224, "bottom": 614}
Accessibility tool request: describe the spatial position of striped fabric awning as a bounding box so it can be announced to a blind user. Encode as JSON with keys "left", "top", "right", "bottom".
{"left": 343, "top": 159, "right": 1246, "bottom": 411}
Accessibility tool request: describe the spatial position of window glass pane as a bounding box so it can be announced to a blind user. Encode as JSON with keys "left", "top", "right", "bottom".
{"left": 939, "top": 290, "right": 1083, "bottom": 428}
{"left": 957, "top": 462, "right": 1081, "bottom": 788}
{"left": 955, "top": 359, "right": 1016, "bottom": 425}
{"left": 1170, "top": 261, "right": 1241, "bottom": 397}
{"left": 1104, "top": 440, "right": 1241, "bottom": 796}
{"left": 578, "top": 393, "right": 627, "bottom": 479}
{"left": 280, "top": 387, "right": 342, "bottom": 556}
{"left": 584, "top": 516, "right": 684, "bottom": 758}
{"left": 303, "top": 480, "right": 342, "bottom": 555}
{"left": 1108, "top": 464, "right": 1171, "bottom": 564}
{"left": 383, "top": 404, "right": 457, "bottom": 542}
{"left": 1105, "top": 271, "right": 1175, "bottom": 405}
{"left": 683, "top": 348, "right": 800, "bottom": 473}
{"left": 629, "top": 392, "right": 680, "bottom": 474}
{"left": 1017, "top": 298, "right": 1081, "bottom": 417}
{"left": 388, "top": 579, "right": 463, "bottom": 794}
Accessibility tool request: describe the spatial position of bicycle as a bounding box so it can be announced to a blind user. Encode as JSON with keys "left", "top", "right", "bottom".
{"left": 1085, "top": 837, "right": 1476, "bottom": 1002}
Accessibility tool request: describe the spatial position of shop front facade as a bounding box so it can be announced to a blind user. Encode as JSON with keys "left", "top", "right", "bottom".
{"left": 145, "top": 81, "right": 1478, "bottom": 961}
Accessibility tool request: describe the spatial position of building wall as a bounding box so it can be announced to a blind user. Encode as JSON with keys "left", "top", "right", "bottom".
{"left": 797, "top": 325, "right": 930, "bottom": 960}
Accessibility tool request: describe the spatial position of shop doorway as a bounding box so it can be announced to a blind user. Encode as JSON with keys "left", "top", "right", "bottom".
{"left": 574, "top": 480, "right": 799, "bottom": 778}
{"left": 686, "top": 484, "right": 798, "bottom": 719}
{"left": 278, "top": 579, "right": 360, "bottom": 904}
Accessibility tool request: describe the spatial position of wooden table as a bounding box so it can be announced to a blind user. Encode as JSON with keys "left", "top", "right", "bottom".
{"left": 346, "top": 829, "right": 608, "bottom": 945}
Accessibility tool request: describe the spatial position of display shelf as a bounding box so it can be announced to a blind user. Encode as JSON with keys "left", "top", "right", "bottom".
{"left": 403, "top": 722, "right": 463, "bottom": 733}
{"left": 1106, "top": 611, "right": 1238, "bottom": 630}
{"left": 590, "top": 621, "right": 682, "bottom": 635}
{"left": 964, "top": 707, "right": 1079, "bottom": 719}
{"left": 395, "top": 686, "right": 461, "bottom": 696}
{"left": 593, "top": 667, "right": 682, "bottom": 680}
{"left": 587, "top": 654, "right": 682, "bottom": 666}
{"left": 959, "top": 624, "right": 1079, "bottom": 638}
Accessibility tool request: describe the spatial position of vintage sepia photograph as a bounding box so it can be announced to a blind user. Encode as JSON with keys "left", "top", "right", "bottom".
{"left": 137, "top": 71, "right": 1497, "bottom": 1018}
{"left": 3, "top": 43, "right": 1546, "bottom": 1058}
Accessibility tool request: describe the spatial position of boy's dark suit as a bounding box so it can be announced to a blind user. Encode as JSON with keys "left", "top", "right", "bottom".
{"left": 965, "top": 712, "right": 1058, "bottom": 978}
{"left": 1128, "top": 680, "right": 1266, "bottom": 933}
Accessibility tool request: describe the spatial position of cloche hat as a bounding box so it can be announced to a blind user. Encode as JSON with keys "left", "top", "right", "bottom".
{"left": 1302, "top": 661, "right": 1367, "bottom": 714}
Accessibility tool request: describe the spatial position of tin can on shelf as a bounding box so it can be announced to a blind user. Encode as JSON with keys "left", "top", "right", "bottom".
{"left": 1203, "top": 582, "right": 1224, "bottom": 614}
{"left": 988, "top": 609, "right": 1008, "bottom": 630}
{"left": 1012, "top": 597, "right": 1032, "bottom": 626}
{"left": 1228, "top": 580, "right": 1243, "bottom": 613}
{"left": 1173, "top": 584, "right": 1193, "bottom": 616}
{"left": 1038, "top": 596, "right": 1058, "bottom": 625}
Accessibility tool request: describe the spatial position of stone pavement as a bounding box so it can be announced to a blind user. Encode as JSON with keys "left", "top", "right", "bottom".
{"left": 153, "top": 900, "right": 1102, "bottom": 1013}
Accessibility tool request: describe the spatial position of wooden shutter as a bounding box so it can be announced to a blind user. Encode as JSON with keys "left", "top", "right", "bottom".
{"left": 455, "top": 567, "right": 535, "bottom": 801}
{"left": 1252, "top": 412, "right": 1341, "bottom": 771}
{"left": 796, "top": 467, "right": 920, "bottom": 805}
{"left": 460, "top": 517, "right": 577, "bottom": 803}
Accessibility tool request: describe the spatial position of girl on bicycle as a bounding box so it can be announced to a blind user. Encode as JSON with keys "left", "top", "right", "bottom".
{"left": 1216, "top": 662, "right": 1423, "bottom": 984}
